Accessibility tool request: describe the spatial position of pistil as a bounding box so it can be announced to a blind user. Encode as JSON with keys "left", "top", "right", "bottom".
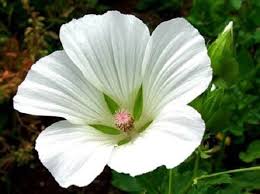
{"left": 114, "top": 110, "right": 134, "bottom": 132}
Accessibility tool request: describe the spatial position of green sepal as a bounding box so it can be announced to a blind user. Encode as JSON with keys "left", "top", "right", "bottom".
{"left": 208, "top": 21, "right": 239, "bottom": 84}
{"left": 103, "top": 94, "right": 120, "bottom": 114}
{"left": 138, "top": 120, "right": 153, "bottom": 133}
{"left": 90, "top": 124, "right": 120, "bottom": 135}
{"left": 133, "top": 86, "right": 143, "bottom": 121}
{"left": 117, "top": 137, "right": 131, "bottom": 146}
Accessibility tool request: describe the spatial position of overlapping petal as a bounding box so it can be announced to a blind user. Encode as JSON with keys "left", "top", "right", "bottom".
{"left": 35, "top": 120, "right": 118, "bottom": 187}
{"left": 60, "top": 11, "right": 150, "bottom": 109}
{"left": 14, "top": 51, "right": 112, "bottom": 125}
{"left": 108, "top": 103, "right": 205, "bottom": 176}
{"left": 142, "top": 18, "right": 212, "bottom": 116}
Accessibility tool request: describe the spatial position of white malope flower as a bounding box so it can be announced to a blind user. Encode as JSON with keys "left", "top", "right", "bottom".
{"left": 13, "top": 11, "right": 212, "bottom": 188}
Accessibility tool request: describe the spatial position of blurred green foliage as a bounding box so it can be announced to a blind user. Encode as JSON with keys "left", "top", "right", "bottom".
{"left": 0, "top": 0, "right": 259, "bottom": 193}
{"left": 239, "top": 140, "right": 260, "bottom": 163}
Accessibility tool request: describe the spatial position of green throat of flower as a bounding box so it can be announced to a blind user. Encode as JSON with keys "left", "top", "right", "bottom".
{"left": 90, "top": 86, "right": 153, "bottom": 146}
{"left": 113, "top": 109, "right": 152, "bottom": 146}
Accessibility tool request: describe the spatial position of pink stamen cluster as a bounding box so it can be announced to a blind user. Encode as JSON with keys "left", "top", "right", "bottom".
{"left": 114, "top": 110, "right": 134, "bottom": 132}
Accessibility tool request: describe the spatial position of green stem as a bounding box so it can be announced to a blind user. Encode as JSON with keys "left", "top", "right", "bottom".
{"left": 194, "top": 166, "right": 260, "bottom": 184}
{"left": 181, "top": 151, "right": 200, "bottom": 194}
{"left": 168, "top": 169, "right": 173, "bottom": 194}
{"left": 215, "top": 133, "right": 227, "bottom": 170}
{"left": 193, "top": 151, "right": 200, "bottom": 178}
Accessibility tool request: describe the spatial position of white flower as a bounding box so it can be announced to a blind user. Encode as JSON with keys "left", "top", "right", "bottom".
{"left": 13, "top": 11, "right": 212, "bottom": 188}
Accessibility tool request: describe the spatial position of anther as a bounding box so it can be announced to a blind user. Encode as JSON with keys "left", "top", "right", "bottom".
{"left": 114, "top": 110, "right": 134, "bottom": 132}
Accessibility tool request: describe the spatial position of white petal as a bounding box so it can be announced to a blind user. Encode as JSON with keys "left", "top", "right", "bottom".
{"left": 60, "top": 11, "right": 150, "bottom": 109}
{"left": 14, "top": 51, "right": 112, "bottom": 125}
{"left": 108, "top": 103, "right": 205, "bottom": 176}
{"left": 142, "top": 18, "right": 212, "bottom": 116}
{"left": 35, "top": 120, "right": 118, "bottom": 188}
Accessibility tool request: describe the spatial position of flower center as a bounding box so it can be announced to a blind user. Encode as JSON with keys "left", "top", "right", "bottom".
{"left": 114, "top": 110, "right": 134, "bottom": 132}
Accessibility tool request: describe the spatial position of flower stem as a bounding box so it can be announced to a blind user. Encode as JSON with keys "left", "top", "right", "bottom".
{"left": 193, "top": 150, "right": 200, "bottom": 178}
{"left": 168, "top": 169, "right": 173, "bottom": 194}
{"left": 181, "top": 151, "right": 200, "bottom": 194}
{"left": 193, "top": 166, "right": 260, "bottom": 184}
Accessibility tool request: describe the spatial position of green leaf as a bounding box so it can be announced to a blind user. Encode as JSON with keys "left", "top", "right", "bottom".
{"left": 103, "top": 94, "right": 119, "bottom": 114}
{"left": 173, "top": 170, "right": 194, "bottom": 194}
{"left": 191, "top": 167, "right": 260, "bottom": 194}
{"left": 237, "top": 48, "right": 254, "bottom": 75}
{"left": 239, "top": 140, "right": 260, "bottom": 163}
{"left": 112, "top": 167, "right": 167, "bottom": 194}
{"left": 217, "top": 171, "right": 260, "bottom": 194}
{"left": 89, "top": 124, "right": 120, "bottom": 135}
{"left": 195, "top": 174, "right": 232, "bottom": 186}
{"left": 133, "top": 86, "right": 143, "bottom": 121}
{"left": 206, "top": 109, "right": 231, "bottom": 130}
{"left": 230, "top": 0, "right": 242, "bottom": 10}
{"left": 216, "top": 186, "right": 241, "bottom": 194}
{"left": 231, "top": 171, "right": 260, "bottom": 190}
{"left": 112, "top": 171, "right": 144, "bottom": 192}
{"left": 190, "top": 174, "right": 232, "bottom": 194}
{"left": 254, "top": 29, "right": 260, "bottom": 43}
{"left": 136, "top": 167, "right": 168, "bottom": 194}
{"left": 191, "top": 87, "right": 232, "bottom": 130}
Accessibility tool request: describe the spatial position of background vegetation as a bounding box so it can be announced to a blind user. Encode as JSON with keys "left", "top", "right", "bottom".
{"left": 0, "top": 0, "right": 259, "bottom": 193}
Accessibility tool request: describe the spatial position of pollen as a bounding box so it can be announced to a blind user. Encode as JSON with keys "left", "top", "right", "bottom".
{"left": 114, "top": 110, "right": 134, "bottom": 132}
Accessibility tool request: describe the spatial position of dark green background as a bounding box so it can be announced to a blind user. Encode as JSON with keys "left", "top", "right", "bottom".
{"left": 0, "top": 0, "right": 259, "bottom": 193}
